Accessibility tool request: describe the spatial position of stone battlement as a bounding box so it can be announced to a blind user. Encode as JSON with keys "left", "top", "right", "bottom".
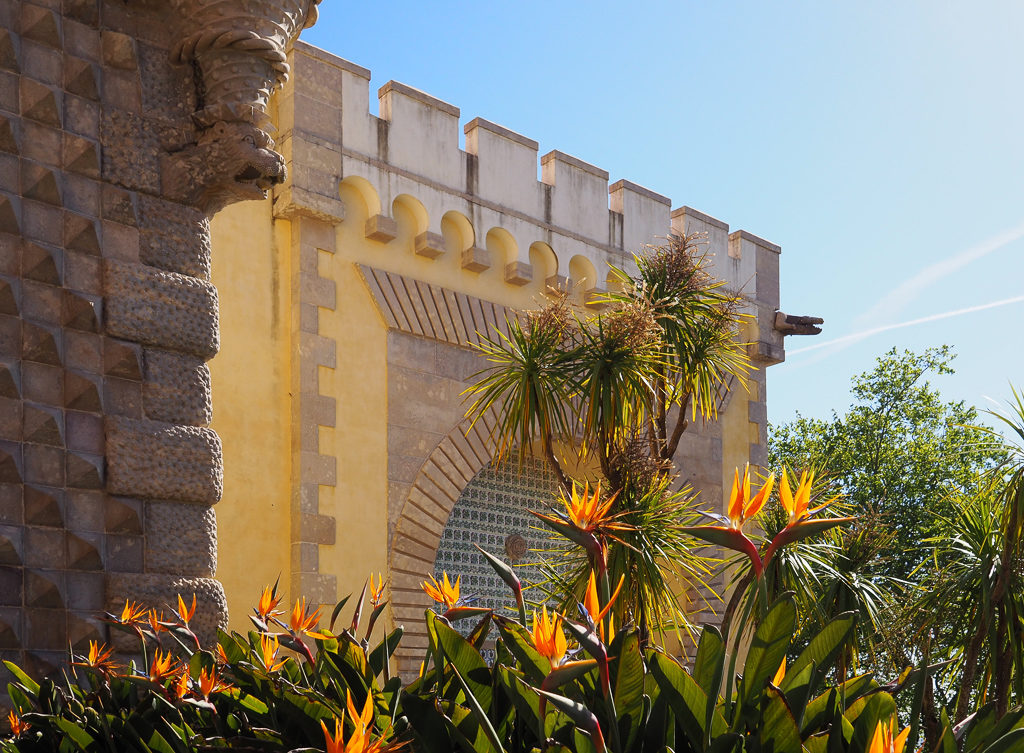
{"left": 271, "top": 41, "right": 782, "bottom": 315}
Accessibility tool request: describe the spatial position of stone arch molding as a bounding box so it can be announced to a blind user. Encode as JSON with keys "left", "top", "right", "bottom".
{"left": 389, "top": 407, "right": 501, "bottom": 675}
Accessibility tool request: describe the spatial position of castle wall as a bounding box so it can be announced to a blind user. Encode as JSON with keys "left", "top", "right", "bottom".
{"left": 211, "top": 40, "right": 786, "bottom": 669}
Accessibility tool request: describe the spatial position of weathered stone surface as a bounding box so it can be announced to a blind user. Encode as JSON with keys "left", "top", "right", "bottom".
{"left": 138, "top": 195, "right": 211, "bottom": 279}
{"left": 106, "top": 573, "right": 227, "bottom": 647}
{"left": 143, "top": 349, "right": 212, "bottom": 426}
{"left": 105, "top": 416, "right": 222, "bottom": 504}
{"left": 103, "top": 260, "right": 219, "bottom": 359}
{"left": 145, "top": 501, "right": 216, "bottom": 577}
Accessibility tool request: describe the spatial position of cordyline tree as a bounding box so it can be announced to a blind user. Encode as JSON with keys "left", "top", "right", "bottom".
{"left": 463, "top": 233, "right": 751, "bottom": 642}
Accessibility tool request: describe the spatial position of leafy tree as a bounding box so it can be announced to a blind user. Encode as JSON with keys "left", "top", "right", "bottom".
{"left": 465, "top": 233, "right": 750, "bottom": 643}
{"left": 768, "top": 345, "right": 1003, "bottom": 579}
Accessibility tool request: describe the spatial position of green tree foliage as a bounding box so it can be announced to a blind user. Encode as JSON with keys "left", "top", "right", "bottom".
{"left": 768, "top": 346, "right": 1003, "bottom": 578}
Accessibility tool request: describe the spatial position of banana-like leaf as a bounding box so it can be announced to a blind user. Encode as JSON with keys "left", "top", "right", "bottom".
{"left": 611, "top": 629, "right": 645, "bottom": 753}
{"left": 449, "top": 662, "right": 506, "bottom": 753}
{"left": 759, "top": 686, "right": 802, "bottom": 753}
{"left": 368, "top": 627, "right": 404, "bottom": 678}
{"left": 979, "top": 728, "right": 1024, "bottom": 753}
{"left": 736, "top": 597, "right": 796, "bottom": 727}
{"left": 847, "top": 691, "right": 896, "bottom": 753}
{"left": 786, "top": 611, "right": 856, "bottom": 684}
{"left": 692, "top": 625, "right": 726, "bottom": 745}
{"left": 435, "top": 616, "right": 493, "bottom": 712}
{"left": 544, "top": 659, "right": 599, "bottom": 690}
{"left": 536, "top": 689, "right": 606, "bottom": 753}
{"left": 780, "top": 661, "right": 814, "bottom": 729}
{"left": 493, "top": 616, "right": 549, "bottom": 684}
{"left": 648, "top": 652, "right": 727, "bottom": 746}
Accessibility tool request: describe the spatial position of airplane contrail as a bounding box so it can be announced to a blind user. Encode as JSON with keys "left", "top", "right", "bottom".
{"left": 854, "top": 220, "right": 1024, "bottom": 328}
{"left": 788, "top": 295, "right": 1024, "bottom": 356}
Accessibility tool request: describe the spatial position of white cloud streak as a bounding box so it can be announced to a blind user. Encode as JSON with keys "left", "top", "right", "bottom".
{"left": 854, "top": 220, "right": 1024, "bottom": 328}
{"left": 788, "top": 295, "right": 1024, "bottom": 356}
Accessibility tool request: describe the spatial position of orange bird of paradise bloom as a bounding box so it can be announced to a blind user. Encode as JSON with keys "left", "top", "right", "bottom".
{"left": 583, "top": 570, "right": 624, "bottom": 641}
{"left": 8, "top": 711, "right": 30, "bottom": 736}
{"left": 256, "top": 584, "right": 283, "bottom": 619}
{"left": 198, "top": 666, "right": 232, "bottom": 698}
{"left": 259, "top": 633, "right": 288, "bottom": 672}
{"left": 369, "top": 573, "right": 387, "bottom": 608}
{"left": 117, "top": 599, "right": 147, "bottom": 625}
{"left": 321, "top": 691, "right": 404, "bottom": 753}
{"left": 869, "top": 719, "right": 910, "bottom": 753}
{"left": 176, "top": 593, "right": 196, "bottom": 626}
{"left": 74, "top": 640, "right": 119, "bottom": 673}
{"left": 149, "top": 649, "right": 179, "bottom": 684}
{"left": 422, "top": 572, "right": 460, "bottom": 611}
{"left": 531, "top": 606, "right": 568, "bottom": 669}
{"left": 290, "top": 597, "right": 329, "bottom": 639}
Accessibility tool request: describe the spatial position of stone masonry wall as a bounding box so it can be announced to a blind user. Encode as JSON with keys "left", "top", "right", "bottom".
{"left": 0, "top": 0, "right": 316, "bottom": 683}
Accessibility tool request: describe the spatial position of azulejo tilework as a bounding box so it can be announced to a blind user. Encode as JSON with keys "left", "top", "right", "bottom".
{"left": 433, "top": 457, "right": 558, "bottom": 630}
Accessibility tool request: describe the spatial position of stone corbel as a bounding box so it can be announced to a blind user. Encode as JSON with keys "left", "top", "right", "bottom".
{"left": 162, "top": 0, "right": 322, "bottom": 214}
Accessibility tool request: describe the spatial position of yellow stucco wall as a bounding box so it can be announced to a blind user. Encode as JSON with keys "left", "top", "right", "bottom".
{"left": 209, "top": 203, "right": 293, "bottom": 627}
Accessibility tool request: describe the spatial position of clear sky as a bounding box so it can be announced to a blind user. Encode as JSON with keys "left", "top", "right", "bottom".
{"left": 301, "top": 1, "right": 1024, "bottom": 426}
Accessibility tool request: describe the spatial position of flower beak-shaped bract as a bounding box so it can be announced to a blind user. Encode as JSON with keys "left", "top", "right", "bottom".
{"left": 682, "top": 465, "right": 775, "bottom": 575}
{"left": 869, "top": 718, "right": 910, "bottom": 753}
{"left": 531, "top": 482, "right": 631, "bottom": 572}
{"left": 422, "top": 572, "right": 461, "bottom": 611}
{"left": 762, "top": 468, "right": 853, "bottom": 565}
{"left": 531, "top": 605, "right": 568, "bottom": 669}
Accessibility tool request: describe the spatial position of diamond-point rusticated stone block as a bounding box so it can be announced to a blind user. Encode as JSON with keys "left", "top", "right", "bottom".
{"left": 0, "top": 361, "right": 19, "bottom": 398}
{"left": 24, "top": 486, "right": 63, "bottom": 527}
{"left": 414, "top": 231, "right": 445, "bottom": 259}
{"left": 0, "top": 441, "right": 23, "bottom": 482}
{"left": 103, "top": 260, "right": 219, "bottom": 360}
{"left": 364, "top": 214, "right": 398, "bottom": 243}
{"left": 106, "top": 574, "right": 227, "bottom": 647}
{"left": 105, "top": 416, "right": 222, "bottom": 504}
{"left": 461, "top": 246, "right": 490, "bottom": 273}
{"left": 64, "top": 134, "right": 100, "bottom": 178}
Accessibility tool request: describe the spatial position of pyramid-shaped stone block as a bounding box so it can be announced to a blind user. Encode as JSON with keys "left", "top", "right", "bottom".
{"left": 104, "top": 496, "right": 141, "bottom": 534}
{"left": 0, "top": 115, "right": 18, "bottom": 154}
{"left": 64, "top": 135, "right": 99, "bottom": 178}
{"left": 0, "top": 194, "right": 21, "bottom": 235}
{"left": 21, "top": 5, "right": 61, "bottom": 49}
{"left": 22, "top": 162, "right": 62, "bottom": 206}
{"left": 64, "top": 213, "right": 100, "bottom": 255}
{"left": 67, "top": 534, "right": 102, "bottom": 570}
{"left": 67, "top": 452, "right": 102, "bottom": 489}
{"left": 62, "top": 291, "right": 99, "bottom": 332}
{"left": 0, "top": 615, "right": 19, "bottom": 649}
{"left": 24, "top": 403, "right": 63, "bottom": 446}
{"left": 25, "top": 571, "right": 64, "bottom": 608}
{"left": 0, "top": 527, "right": 21, "bottom": 565}
{"left": 0, "top": 441, "right": 22, "bottom": 482}
{"left": 22, "top": 243, "right": 61, "bottom": 285}
{"left": 64, "top": 57, "right": 98, "bottom": 101}
{"left": 63, "top": 0, "right": 99, "bottom": 27}
{"left": 24, "top": 485, "right": 64, "bottom": 527}
{"left": 68, "top": 614, "right": 102, "bottom": 652}
{"left": 0, "top": 276, "right": 18, "bottom": 315}
{"left": 0, "top": 361, "right": 19, "bottom": 398}
{"left": 0, "top": 29, "right": 19, "bottom": 73}
{"left": 64, "top": 370, "right": 101, "bottom": 412}
{"left": 22, "top": 322, "right": 61, "bottom": 365}
{"left": 103, "top": 339, "right": 142, "bottom": 380}
{"left": 21, "top": 79, "right": 61, "bottom": 128}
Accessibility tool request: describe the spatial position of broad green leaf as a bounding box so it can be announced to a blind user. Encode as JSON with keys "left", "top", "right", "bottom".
{"left": 780, "top": 661, "right": 814, "bottom": 729}
{"left": 3, "top": 661, "right": 40, "bottom": 694}
{"left": 434, "top": 617, "right": 493, "bottom": 711}
{"left": 692, "top": 625, "right": 725, "bottom": 695}
{"left": 737, "top": 596, "right": 796, "bottom": 725}
{"left": 449, "top": 662, "right": 506, "bottom": 753}
{"left": 496, "top": 666, "right": 541, "bottom": 729}
{"left": 978, "top": 728, "right": 1024, "bottom": 753}
{"left": 648, "top": 652, "right": 727, "bottom": 747}
{"left": 938, "top": 708, "right": 956, "bottom": 753}
{"left": 803, "top": 674, "right": 876, "bottom": 735}
{"left": 759, "top": 686, "right": 802, "bottom": 753}
{"left": 368, "top": 627, "right": 404, "bottom": 677}
{"left": 786, "top": 612, "right": 856, "bottom": 685}
{"left": 55, "top": 718, "right": 97, "bottom": 751}
{"left": 545, "top": 659, "right": 598, "bottom": 689}
{"left": 611, "top": 629, "right": 645, "bottom": 753}
{"left": 847, "top": 692, "right": 896, "bottom": 753}
{"left": 445, "top": 702, "right": 497, "bottom": 753}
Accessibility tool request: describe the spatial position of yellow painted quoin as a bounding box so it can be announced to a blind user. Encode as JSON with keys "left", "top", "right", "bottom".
{"left": 210, "top": 41, "right": 788, "bottom": 675}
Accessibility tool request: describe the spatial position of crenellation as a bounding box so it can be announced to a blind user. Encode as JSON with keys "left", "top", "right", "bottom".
{"left": 463, "top": 117, "right": 540, "bottom": 217}
{"left": 378, "top": 80, "right": 462, "bottom": 187}
{"left": 609, "top": 179, "right": 671, "bottom": 257}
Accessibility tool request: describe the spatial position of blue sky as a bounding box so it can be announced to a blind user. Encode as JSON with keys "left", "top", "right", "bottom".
{"left": 302, "top": 1, "right": 1024, "bottom": 426}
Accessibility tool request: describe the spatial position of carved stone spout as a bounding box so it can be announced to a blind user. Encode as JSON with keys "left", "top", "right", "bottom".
{"left": 163, "top": 0, "right": 321, "bottom": 214}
